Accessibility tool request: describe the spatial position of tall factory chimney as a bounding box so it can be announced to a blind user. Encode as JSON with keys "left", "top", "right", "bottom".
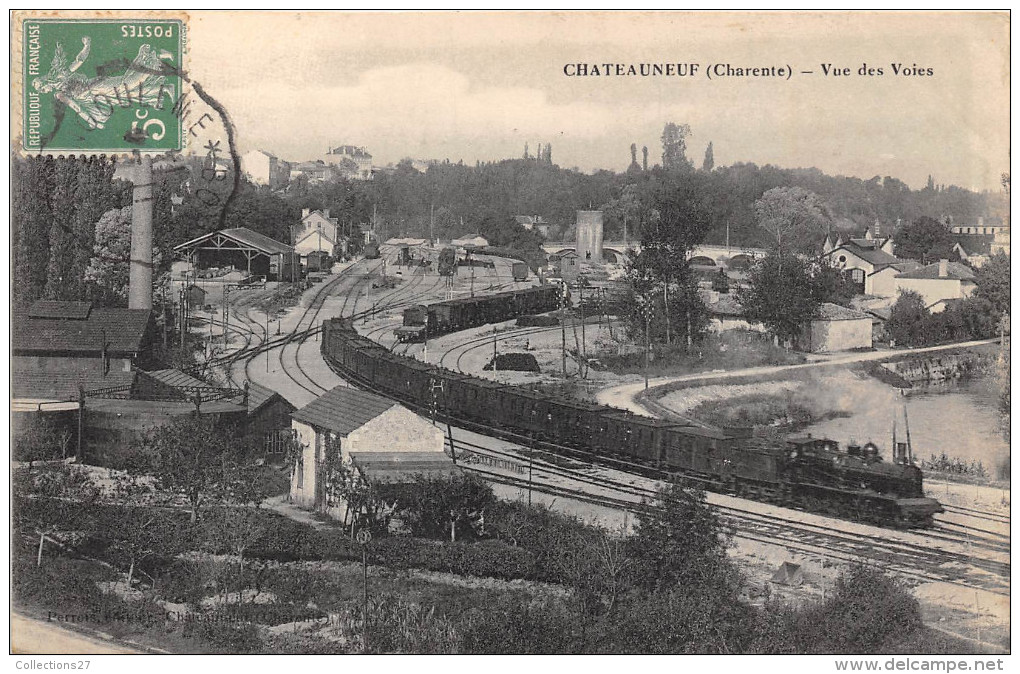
{"left": 128, "top": 156, "right": 154, "bottom": 310}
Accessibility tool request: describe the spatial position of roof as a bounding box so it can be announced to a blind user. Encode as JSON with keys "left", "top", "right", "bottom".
{"left": 174, "top": 227, "right": 293, "bottom": 256}
{"left": 814, "top": 303, "right": 871, "bottom": 321}
{"left": 349, "top": 451, "right": 459, "bottom": 484}
{"left": 291, "top": 385, "right": 398, "bottom": 436}
{"left": 895, "top": 261, "right": 976, "bottom": 281}
{"left": 829, "top": 240, "right": 901, "bottom": 267}
{"left": 27, "top": 301, "right": 93, "bottom": 320}
{"left": 244, "top": 382, "right": 288, "bottom": 414}
{"left": 140, "top": 370, "right": 287, "bottom": 415}
{"left": 300, "top": 209, "right": 338, "bottom": 224}
{"left": 13, "top": 306, "right": 152, "bottom": 354}
{"left": 144, "top": 368, "right": 208, "bottom": 389}
{"left": 11, "top": 365, "right": 136, "bottom": 402}
{"left": 953, "top": 235, "right": 993, "bottom": 256}
{"left": 868, "top": 260, "right": 920, "bottom": 277}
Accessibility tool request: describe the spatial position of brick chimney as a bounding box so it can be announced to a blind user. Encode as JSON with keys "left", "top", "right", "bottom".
{"left": 323, "top": 209, "right": 330, "bottom": 219}
{"left": 938, "top": 259, "right": 949, "bottom": 278}
{"left": 301, "top": 208, "right": 310, "bottom": 219}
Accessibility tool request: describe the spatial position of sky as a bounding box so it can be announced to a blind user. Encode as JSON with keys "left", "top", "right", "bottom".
{"left": 188, "top": 11, "right": 1009, "bottom": 192}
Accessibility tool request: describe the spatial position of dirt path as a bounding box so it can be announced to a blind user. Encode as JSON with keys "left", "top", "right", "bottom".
{"left": 596, "top": 338, "right": 1001, "bottom": 417}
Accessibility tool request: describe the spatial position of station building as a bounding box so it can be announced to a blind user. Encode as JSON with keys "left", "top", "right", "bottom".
{"left": 289, "top": 385, "right": 455, "bottom": 522}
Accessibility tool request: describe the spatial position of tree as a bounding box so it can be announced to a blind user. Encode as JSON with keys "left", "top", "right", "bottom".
{"left": 12, "top": 157, "right": 56, "bottom": 306}
{"left": 753, "top": 186, "right": 830, "bottom": 255}
{"left": 702, "top": 141, "right": 715, "bottom": 172}
{"left": 974, "top": 252, "right": 1010, "bottom": 315}
{"left": 885, "top": 290, "right": 929, "bottom": 347}
{"left": 660, "top": 122, "right": 693, "bottom": 172}
{"left": 397, "top": 473, "right": 495, "bottom": 541}
{"left": 737, "top": 253, "right": 821, "bottom": 343}
{"left": 84, "top": 206, "right": 163, "bottom": 306}
{"left": 626, "top": 171, "right": 713, "bottom": 346}
{"left": 812, "top": 261, "right": 857, "bottom": 307}
{"left": 143, "top": 414, "right": 261, "bottom": 522}
{"left": 628, "top": 482, "right": 738, "bottom": 596}
{"left": 892, "top": 216, "right": 955, "bottom": 263}
{"left": 627, "top": 143, "right": 641, "bottom": 173}
{"left": 203, "top": 506, "right": 267, "bottom": 596}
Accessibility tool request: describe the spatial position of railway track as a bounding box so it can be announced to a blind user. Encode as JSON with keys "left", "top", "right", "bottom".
{"left": 445, "top": 435, "right": 1010, "bottom": 597}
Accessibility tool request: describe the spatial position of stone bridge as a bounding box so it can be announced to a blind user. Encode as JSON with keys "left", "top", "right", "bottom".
{"left": 541, "top": 241, "right": 767, "bottom": 266}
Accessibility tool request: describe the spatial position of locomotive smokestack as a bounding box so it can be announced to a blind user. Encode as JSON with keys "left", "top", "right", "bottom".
{"left": 128, "top": 156, "right": 154, "bottom": 310}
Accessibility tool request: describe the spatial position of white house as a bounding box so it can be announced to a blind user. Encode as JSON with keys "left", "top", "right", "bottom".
{"left": 823, "top": 228, "right": 906, "bottom": 297}
{"left": 291, "top": 208, "right": 346, "bottom": 260}
{"left": 241, "top": 149, "right": 290, "bottom": 189}
{"left": 796, "top": 303, "right": 873, "bottom": 353}
{"left": 894, "top": 260, "right": 977, "bottom": 312}
{"left": 323, "top": 145, "right": 373, "bottom": 180}
{"left": 290, "top": 386, "right": 447, "bottom": 519}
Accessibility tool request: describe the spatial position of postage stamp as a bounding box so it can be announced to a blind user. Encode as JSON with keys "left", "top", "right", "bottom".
{"left": 20, "top": 17, "right": 185, "bottom": 153}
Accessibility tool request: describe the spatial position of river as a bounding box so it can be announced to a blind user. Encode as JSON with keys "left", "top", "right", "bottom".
{"left": 801, "top": 373, "right": 1009, "bottom": 474}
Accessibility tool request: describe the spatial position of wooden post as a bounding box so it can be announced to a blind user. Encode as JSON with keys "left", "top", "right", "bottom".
{"left": 77, "top": 386, "right": 87, "bottom": 460}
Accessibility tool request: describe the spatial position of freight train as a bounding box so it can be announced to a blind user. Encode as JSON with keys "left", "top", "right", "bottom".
{"left": 394, "top": 285, "right": 560, "bottom": 343}
{"left": 323, "top": 316, "right": 943, "bottom": 528}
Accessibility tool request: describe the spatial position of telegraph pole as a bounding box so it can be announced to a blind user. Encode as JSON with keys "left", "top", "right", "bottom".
{"left": 265, "top": 310, "right": 270, "bottom": 372}
{"left": 578, "top": 277, "right": 586, "bottom": 376}
{"left": 560, "top": 284, "right": 567, "bottom": 377}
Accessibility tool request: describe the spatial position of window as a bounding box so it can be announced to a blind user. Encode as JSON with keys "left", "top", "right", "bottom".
{"left": 296, "top": 453, "right": 304, "bottom": 488}
{"left": 838, "top": 255, "right": 847, "bottom": 264}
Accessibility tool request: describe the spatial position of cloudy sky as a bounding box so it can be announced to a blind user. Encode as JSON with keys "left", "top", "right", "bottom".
{"left": 189, "top": 11, "right": 1009, "bottom": 191}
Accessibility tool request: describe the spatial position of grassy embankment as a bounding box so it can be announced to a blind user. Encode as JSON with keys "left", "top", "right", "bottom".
{"left": 13, "top": 466, "right": 986, "bottom": 655}
{"left": 594, "top": 330, "right": 807, "bottom": 378}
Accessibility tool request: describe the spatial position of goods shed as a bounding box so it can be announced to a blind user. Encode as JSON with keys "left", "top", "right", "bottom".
{"left": 173, "top": 227, "right": 299, "bottom": 281}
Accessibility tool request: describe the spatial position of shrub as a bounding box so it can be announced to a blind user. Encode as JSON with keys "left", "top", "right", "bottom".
{"left": 790, "top": 561, "right": 923, "bottom": 653}
{"left": 394, "top": 473, "right": 495, "bottom": 540}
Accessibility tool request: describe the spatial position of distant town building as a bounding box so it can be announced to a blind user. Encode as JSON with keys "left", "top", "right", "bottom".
{"left": 292, "top": 208, "right": 346, "bottom": 260}
{"left": 549, "top": 249, "right": 580, "bottom": 283}
{"left": 822, "top": 227, "right": 907, "bottom": 296}
{"left": 515, "top": 215, "right": 551, "bottom": 239}
{"left": 894, "top": 259, "right": 976, "bottom": 312}
{"left": 796, "top": 303, "right": 873, "bottom": 353}
{"left": 950, "top": 216, "right": 1008, "bottom": 237}
{"left": 323, "top": 144, "right": 373, "bottom": 180}
{"left": 241, "top": 149, "right": 291, "bottom": 189}
{"left": 290, "top": 161, "right": 334, "bottom": 183}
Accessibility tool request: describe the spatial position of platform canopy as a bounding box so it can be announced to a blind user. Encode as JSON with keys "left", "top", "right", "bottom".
{"left": 173, "top": 227, "right": 295, "bottom": 277}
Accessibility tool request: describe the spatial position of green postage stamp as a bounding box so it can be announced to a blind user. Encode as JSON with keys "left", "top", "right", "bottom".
{"left": 21, "top": 17, "right": 184, "bottom": 153}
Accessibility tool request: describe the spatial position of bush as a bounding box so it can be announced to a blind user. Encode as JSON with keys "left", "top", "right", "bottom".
{"left": 789, "top": 561, "right": 923, "bottom": 653}
{"left": 394, "top": 474, "right": 496, "bottom": 540}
